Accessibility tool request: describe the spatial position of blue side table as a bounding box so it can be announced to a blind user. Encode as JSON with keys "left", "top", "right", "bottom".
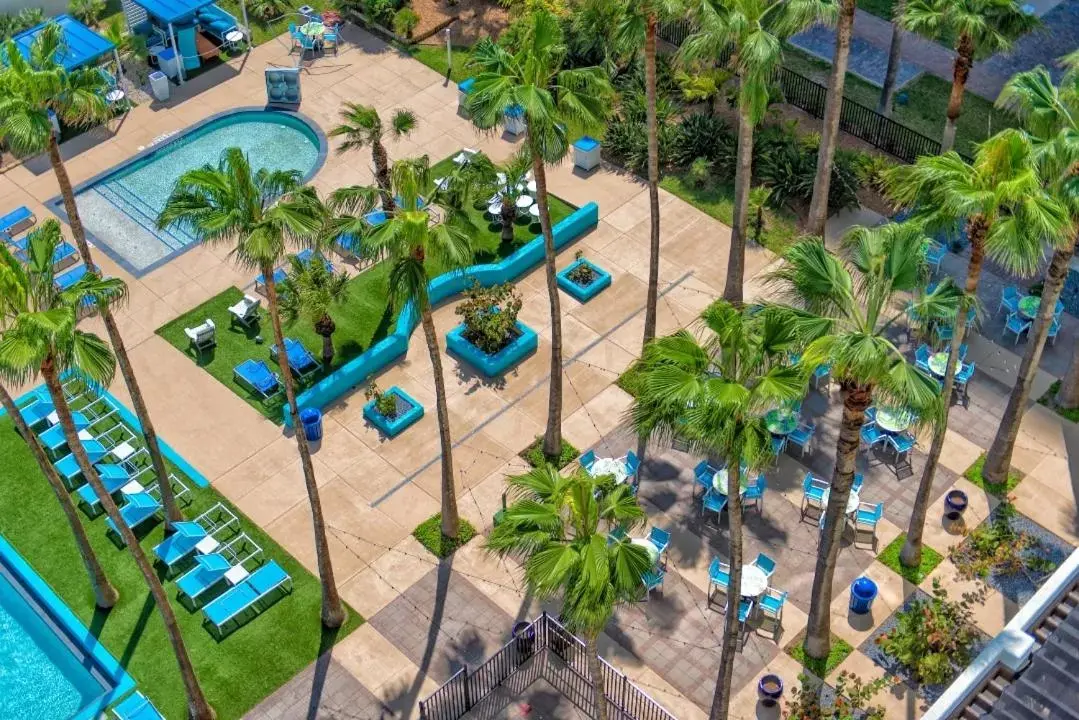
{"left": 457, "top": 77, "right": 475, "bottom": 115}
{"left": 573, "top": 136, "right": 601, "bottom": 172}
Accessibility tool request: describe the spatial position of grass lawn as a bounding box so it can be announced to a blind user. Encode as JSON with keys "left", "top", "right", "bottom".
{"left": 215, "top": 0, "right": 330, "bottom": 45}
{"left": 409, "top": 43, "right": 475, "bottom": 83}
{"left": 158, "top": 151, "right": 576, "bottom": 422}
{"left": 878, "top": 533, "right": 943, "bottom": 584}
{"left": 963, "top": 453, "right": 1022, "bottom": 497}
{"left": 1038, "top": 380, "right": 1079, "bottom": 423}
{"left": 659, "top": 174, "right": 801, "bottom": 255}
{"left": 0, "top": 384, "right": 361, "bottom": 719}
{"left": 787, "top": 631, "right": 854, "bottom": 678}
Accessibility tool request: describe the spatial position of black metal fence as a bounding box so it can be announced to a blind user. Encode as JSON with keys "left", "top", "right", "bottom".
{"left": 419, "top": 613, "right": 678, "bottom": 720}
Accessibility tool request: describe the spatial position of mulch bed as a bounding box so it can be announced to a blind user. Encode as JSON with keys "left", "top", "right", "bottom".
{"left": 412, "top": 0, "right": 509, "bottom": 44}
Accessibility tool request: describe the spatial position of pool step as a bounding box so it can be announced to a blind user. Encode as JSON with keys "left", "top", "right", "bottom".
{"left": 94, "top": 184, "right": 193, "bottom": 252}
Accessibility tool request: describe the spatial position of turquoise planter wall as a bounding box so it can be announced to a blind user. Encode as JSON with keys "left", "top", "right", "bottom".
{"left": 286, "top": 201, "right": 600, "bottom": 425}
{"left": 446, "top": 321, "right": 539, "bottom": 377}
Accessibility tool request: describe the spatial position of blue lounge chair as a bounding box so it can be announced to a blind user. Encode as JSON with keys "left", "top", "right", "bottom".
{"left": 11, "top": 235, "right": 78, "bottom": 270}
{"left": 55, "top": 439, "right": 108, "bottom": 488}
{"left": 111, "top": 691, "right": 165, "bottom": 720}
{"left": 75, "top": 464, "right": 131, "bottom": 512}
{"left": 153, "top": 521, "right": 209, "bottom": 569}
{"left": 106, "top": 492, "right": 162, "bottom": 535}
{"left": 176, "top": 552, "right": 234, "bottom": 605}
{"left": 1002, "top": 312, "right": 1032, "bottom": 344}
{"left": 20, "top": 398, "right": 55, "bottom": 429}
{"left": 579, "top": 450, "right": 595, "bottom": 473}
{"left": 270, "top": 337, "right": 319, "bottom": 378}
{"left": 234, "top": 359, "right": 280, "bottom": 398}
{"left": 294, "top": 248, "right": 334, "bottom": 272}
{"left": 254, "top": 267, "right": 287, "bottom": 295}
{"left": 641, "top": 567, "right": 665, "bottom": 599}
{"left": 55, "top": 264, "right": 100, "bottom": 291}
{"left": 0, "top": 206, "right": 35, "bottom": 236}
{"left": 38, "top": 411, "right": 90, "bottom": 456}
{"left": 203, "top": 560, "right": 291, "bottom": 630}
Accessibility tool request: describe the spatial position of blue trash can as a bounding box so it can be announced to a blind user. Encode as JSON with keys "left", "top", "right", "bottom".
{"left": 300, "top": 407, "right": 323, "bottom": 442}
{"left": 849, "top": 576, "right": 878, "bottom": 614}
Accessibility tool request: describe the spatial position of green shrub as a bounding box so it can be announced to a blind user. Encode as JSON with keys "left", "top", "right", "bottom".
{"left": 783, "top": 671, "right": 889, "bottom": 720}
{"left": 361, "top": 0, "right": 399, "bottom": 25}
{"left": 850, "top": 150, "right": 897, "bottom": 195}
{"left": 413, "top": 514, "right": 477, "bottom": 558}
{"left": 962, "top": 453, "right": 1021, "bottom": 496}
{"left": 687, "top": 157, "right": 713, "bottom": 188}
{"left": 392, "top": 7, "right": 419, "bottom": 37}
{"left": 247, "top": 0, "right": 290, "bottom": 20}
{"left": 69, "top": 0, "right": 106, "bottom": 25}
{"left": 520, "top": 436, "right": 580, "bottom": 469}
{"left": 672, "top": 113, "right": 736, "bottom": 171}
{"left": 787, "top": 632, "right": 854, "bottom": 678}
{"left": 456, "top": 281, "right": 523, "bottom": 355}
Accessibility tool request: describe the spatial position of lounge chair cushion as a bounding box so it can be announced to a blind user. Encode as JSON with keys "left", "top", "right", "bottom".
{"left": 234, "top": 360, "right": 279, "bottom": 396}
{"left": 177, "top": 553, "right": 232, "bottom": 601}
{"left": 203, "top": 560, "right": 290, "bottom": 628}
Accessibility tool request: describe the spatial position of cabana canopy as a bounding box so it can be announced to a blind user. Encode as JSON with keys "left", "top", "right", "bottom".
{"left": 7, "top": 15, "right": 116, "bottom": 71}
{"left": 130, "top": 0, "right": 220, "bottom": 24}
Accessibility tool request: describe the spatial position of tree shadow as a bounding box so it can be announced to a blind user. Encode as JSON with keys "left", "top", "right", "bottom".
{"left": 391, "top": 558, "right": 455, "bottom": 719}
{"left": 118, "top": 590, "right": 156, "bottom": 670}
{"left": 303, "top": 623, "right": 342, "bottom": 720}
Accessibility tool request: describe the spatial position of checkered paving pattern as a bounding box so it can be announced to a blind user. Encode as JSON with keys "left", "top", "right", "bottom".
{"left": 243, "top": 658, "right": 391, "bottom": 719}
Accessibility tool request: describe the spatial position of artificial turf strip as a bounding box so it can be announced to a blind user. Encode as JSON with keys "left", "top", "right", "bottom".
{"left": 157, "top": 151, "right": 576, "bottom": 423}
{"left": 413, "top": 514, "right": 477, "bottom": 558}
{"left": 0, "top": 412, "right": 362, "bottom": 719}
{"left": 786, "top": 632, "right": 854, "bottom": 679}
{"left": 1038, "top": 380, "right": 1079, "bottom": 424}
{"left": 963, "top": 453, "right": 1022, "bottom": 497}
{"left": 877, "top": 533, "right": 944, "bottom": 585}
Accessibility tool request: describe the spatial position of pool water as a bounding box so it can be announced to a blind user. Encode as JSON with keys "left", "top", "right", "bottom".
{"left": 70, "top": 110, "right": 323, "bottom": 276}
{"left": 0, "top": 570, "right": 107, "bottom": 719}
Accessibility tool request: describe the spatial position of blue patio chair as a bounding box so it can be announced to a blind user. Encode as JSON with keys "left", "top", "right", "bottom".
{"left": 811, "top": 363, "right": 831, "bottom": 390}
{"left": 998, "top": 286, "right": 1021, "bottom": 316}
{"left": 1049, "top": 317, "right": 1062, "bottom": 345}
{"left": 742, "top": 474, "right": 767, "bottom": 513}
{"left": 176, "top": 552, "right": 234, "bottom": 605}
{"left": 641, "top": 567, "right": 666, "bottom": 600}
{"left": 607, "top": 525, "right": 627, "bottom": 545}
{"left": 1055, "top": 299, "right": 1065, "bottom": 317}
{"left": 1002, "top": 312, "right": 1032, "bottom": 344}
{"left": 0, "top": 206, "right": 35, "bottom": 236}
{"left": 787, "top": 422, "right": 815, "bottom": 457}
{"left": 958, "top": 343, "right": 969, "bottom": 362}
{"left": 936, "top": 323, "right": 953, "bottom": 344}
{"left": 701, "top": 489, "right": 727, "bottom": 520}
{"left": 753, "top": 552, "right": 777, "bottom": 578}
{"left": 322, "top": 29, "right": 338, "bottom": 55}
{"left": 106, "top": 492, "right": 162, "bottom": 536}
{"left": 270, "top": 337, "right": 319, "bottom": 378}
{"left": 75, "top": 464, "right": 131, "bottom": 513}
{"left": 723, "top": 597, "right": 754, "bottom": 645}
{"left": 860, "top": 423, "right": 885, "bottom": 448}
{"left": 801, "top": 474, "right": 829, "bottom": 519}
{"left": 965, "top": 307, "right": 978, "bottom": 329}
{"left": 648, "top": 527, "right": 671, "bottom": 561}
{"left": 888, "top": 433, "right": 916, "bottom": 476}
{"left": 864, "top": 406, "right": 877, "bottom": 424}
{"left": 759, "top": 588, "right": 787, "bottom": 636}
{"left": 915, "top": 344, "right": 931, "bottom": 373}
{"left": 153, "top": 521, "right": 209, "bottom": 570}
{"left": 852, "top": 502, "right": 884, "bottom": 548}
{"left": 770, "top": 434, "right": 787, "bottom": 456}
{"left": 203, "top": 560, "right": 292, "bottom": 631}
{"left": 955, "top": 361, "right": 975, "bottom": 401}
{"left": 852, "top": 473, "right": 864, "bottom": 493}
{"left": 924, "top": 242, "right": 946, "bottom": 273}
{"left": 111, "top": 691, "right": 165, "bottom": 720}
{"left": 298, "top": 31, "right": 317, "bottom": 56}
{"left": 707, "top": 557, "right": 730, "bottom": 601}
{"left": 625, "top": 450, "right": 640, "bottom": 480}
{"left": 579, "top": 450, "right": 595, "bottom": 473}
{"left": 234, "top": 359, "right": 281, "bottom": 399}
{"left": 693, "top": 460, "right": 716, "bottom": 496}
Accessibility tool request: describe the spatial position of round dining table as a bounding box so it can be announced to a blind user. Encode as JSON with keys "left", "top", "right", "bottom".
{"left": 516, "top": 195, "right": 534, "bottom": 210}
{"left": 875, "top": 407, "right": 914, "bottom": 433}
{"left": 739, "top": 564, "right": 769, "bottom": 597}
{"left": 928, "top": 352, "right": 960, "bottom": 379}
{"left": 1019, "top": 295, "right": 1040, "bottom": 320}
{"left": 631, "top": 537, "right": 661, "bottom": 565}
{"left": 821, "top": 487, "right": 861, "bottom": 515}
{"left": 712, "top": 468, "right": 749, "bottom": 495}
{"left": 764, "top": 408, "right": 798, "bottom": 436}
{"left": 591, "top": 457, "right": 629, "bottom": 484}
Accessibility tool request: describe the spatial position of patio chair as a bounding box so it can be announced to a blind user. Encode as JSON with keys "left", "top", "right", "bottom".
{"left": 228, "top": 294, "right": 261, "bottom": 328}
{"left": 742, "top": 474, "right": 767, "bottom": 513}
{"left": 758, "top": 588, "right": 787, "bottom": 637}
{"left": 998, "top": 286, "right": 1021, "bottom": 316}
{"left": 625, "top": 450, "right": 640, "bottom": 480}
{"left": 935, "top": 323, "right": 953, "bottom": 345}
{"left": 322, "top": 28, "right": 338, "bottom": 55}
{"left": 811, "top": 363, "right": 831, "bottom": 390}
{"left": 888, "top": 433, "right": 916, "bottom": 477}
{"left": 864, "top": 406, "right": 877, "bottom": 424}
{"left": 852, "top": 473, "right": 864, "bottom": 493}
{"left": 958, "top": 343, "right": 969, "bottom": 362}
{"left": 298, "top": 32, "right": 317, "bottom": 57}
{"left": 203, "top": 560, "right": 292, "bottom": 632}
{"left": 1049, "top": 317, "right": 1062, "bottom": 345}
{"left": 271, "top": 337, "right": 319, "bottom": 378}
{"left": 233, "top": 359, "right": 281, "bottom": 399}
{"left": 1002, "top": 312, "right": 1032, "bottom": 344}
{"left": 860, "top": 423, "right": 885, "bottom": 449}
{"left": 1055, "top": 299, "right": 1065, "bottom": 317}
{"left": 641, "top": 567, "right": 665, "bottom": 600}
{"left": 752, "top": 552, "right": 777, "bottom": 578}
{"left": 579, "top": 450, "right": 595, "bottom": 473}
{"left": 693, "top": 460, "right": 716, "bottom": 497}
{"left": 176, "top": 553, "right": 235, "bottom": 606}
{"left": 851, "top": 502, "right": 884, "bottom": 549}
{"left": 915, "top": 344, "right": 932, "bottom": 373}
{"left": 648, "top": 526, "right": 671, "bottom": 563}
{"left": 801, "top": 474, "right": 829, "bottom": 520}
{"left": 106, "top": 492, "right": 162, "bottom": 536}
{"left": 955, "top": 361, "right": 975, "bottom": 399}
{"left": 707, "top": 558, "right": 730, "bottom": 603}
{"left": 0, "top": 206, "right": 36, "bottom": 237}
{"left": 607, "top": 525, "right": 627, "bottom": 545}
{"left": 111, "top": 691, "right": 165, "bottom": 720}
{"left": 770, "top": 434, "right": 787, "bottom": 456}
{"left": 786, "top": 422, "right": 815, "bottom": 457}
{"left": 724, "top": 597, "right": 754, "bottom": 647}
{"left": 152, "top": 520, "right": 209, "bottom": 571}
{"left": 700, "top": 489, "right": 727, "bottom": 521}
{"left": 965, "top": 307, "right": 978, "bottom": 329}
{"left": 924, "top": 242, "right": 946, "bottom": 274}
{"left": 75, "top": 464, "right": 131, "bottom": 514}
{"left": 183, "top": 318, "right": 216, "bottom": 354}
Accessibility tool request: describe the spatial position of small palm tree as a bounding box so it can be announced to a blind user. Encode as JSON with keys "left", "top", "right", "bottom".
{"left": 901, "top": 0, "right": 1039, "bottom": 151}
{"left": 768, "top": 228, "right": 959, "bottom": 662}
{"left": 159, "top": 148, "right": 347, "bottom": 629}
{"left": 330, "top": 157, "right": 473, "bottom": 540}
{"left": 329, "top": 103, "right": 417, "bottom": 213}
{"left": 681, "top": 0, "right": 834, "bottom": 301}
{"left": 0, "top": 222, "right": 214, "bottom": 719}
{"left": 0, "top": 23, "right": 183, "bottom": 528}
{"left": 278, "top": 255, "right": 351, "bottom": 368}
{"left": 444, "top": 150, "right": 533, "bottom": 247}
{"left": 103, "top": 15, "right": 150, "bottom": 87}
{"left": 467, "top": 9, "right": 614, "bottom": 459}
{"left": 885, "top": 129, "right": 1070, "bottom": 565}
{"left": 628, "top": 300, "right": 807, "bottom": 720}
{"left": 487, "top": 465, "right": 650, "bottom": 720}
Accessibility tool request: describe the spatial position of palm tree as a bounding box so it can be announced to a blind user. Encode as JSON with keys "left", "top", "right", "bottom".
{"left": 681, "top": 0, "right": 834, "bottom": 302}
{"left": 487, "top": 465, "right": 651, "bottom": 720}
{"left": 328, "top": 103, "right": 417, "bottom": 213}
{"left": 329, "top": 157, "right": 473, "bottom": 539}
{"left": 278, "top": 254, "right": 351, "bottom": 368}
{"left": 768, "top": 229, "right": 957, "bottom": 661}
{"left": 103, "top": 15, "right": 150, "bottom": 88}
{"left": 443, "top": 149, "right": 533, "bottom": 247}
{"left": 984, "top": 60, "right": 1079, "bottom": 482}
{"left": 805, "top": 0, "right": 856, "bottom": 236}
{"left": 878, "top": 0, "right": 908, "bottom": 115}
{"left": 0, "top": 223, "right": 213, "bottom": 719}
{"left": 885, "top": 130, "right": 1070, "bottom": 567}
{"left": 158, "top": 148, "right": 346, "bottom": 629}
{"left": 0, "top": 24, "right": 183, "bottom": 529}
{"left": 628, "top": 300, "right": 806, "bottom": 720}
{"left": 901, "top": 0, "right": 1038, "bottom": 152}
{"left": 466, "top": 9, "right": 614, "bottom": 459}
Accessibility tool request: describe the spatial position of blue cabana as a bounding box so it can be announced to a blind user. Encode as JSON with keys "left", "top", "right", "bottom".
{"left": 127, "top": 0, "right": 247, "bottom": 85}
{"left": 7, "top": 14, "right": 117, "bottom": 72}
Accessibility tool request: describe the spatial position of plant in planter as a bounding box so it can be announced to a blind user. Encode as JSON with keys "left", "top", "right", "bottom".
{"left": 783, "top": 672, "right": 889, "bottom": 720}
{"left": 557, "top": 250, "right": 612, "bottom": 302}
{"left": 363, "top": 382, "right": 424, "bottom": 436}
{"left": 365, "top": 383, "right": 399, "bottom": 419}
{"left": 446, "top": 281, "right": 537, "bottom": 376}
{"left": 392, "top": 7, "right": 419, "bottom": 39}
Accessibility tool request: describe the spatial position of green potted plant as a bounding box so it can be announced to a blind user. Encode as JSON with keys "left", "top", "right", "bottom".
{"left": 557, "top": 250, "right": 611, "bottom": 302}
{"left": 363, "top": 382, "right": 424, "bottom": 436}
{"left": 445, "top": 281, "right": 537, "bottom": 376}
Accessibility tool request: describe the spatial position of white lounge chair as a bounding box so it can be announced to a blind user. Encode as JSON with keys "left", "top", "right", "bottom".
{"left": 183, "top": 319, "right": 216, "bottom": 353}
{"left": 228, "top": 294, "right": 261, "bottom": 328}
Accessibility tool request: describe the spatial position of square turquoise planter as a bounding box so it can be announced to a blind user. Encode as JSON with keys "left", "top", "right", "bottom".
{"left": 557, "top": 258, "right": 611, "bottom": 302}
{"left": 363, "top": 387, "right": 424, "bottom": 437}
{"left": 446, "top": 321, "right": 538, "bottom": 377}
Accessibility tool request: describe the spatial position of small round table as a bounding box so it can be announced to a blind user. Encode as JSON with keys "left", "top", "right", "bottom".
{"left": 764, "top": 408, "right": 798, "bottom": 436}
{"left": 928, "top": 352, "right": 960, "bottom": 379}
{"left": 516, "top": 195, "right": 534, "bottom": 211}
{"left": 1019, "top": 295, "right": 1040, "bottom": 320}
{"left": 526, "top": 179, "right": 538, "bottom": 196}
{"left": 631, "top": 537, "right": 660, "bottom": 565}
{"left": 875, "top": 407, "right": 913, "bottom": 433}
{"left": 528, "top": 204, "right": 540, "bottom": 219}
{"left": 739, "top": 565, "right": 769, "bottom": 597}
{"left": 821, "top": 488, "right": 861, "bottom": 515}
{"left": 712, "top": 469, "right": 749, "bottom": 496}
{"left": 487, "top": 201, "right": 502, "bottom": 217}
{"left": 105, "top": 88, "right": 126, "bottom": 106}
{"left": 299, "top": 21, "right": 325, "bottom": 39}
{"left": 591, "top": 457, "right": 628, "bottom": 484}
{"left": 225, "top": 29, "right": 244, "bottom": 51}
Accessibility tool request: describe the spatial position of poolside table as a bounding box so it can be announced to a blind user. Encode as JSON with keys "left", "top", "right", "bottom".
{"left": 516, "top": 195, "right": 534, "bottom": 213}
{"left": 712, "top": 468, "right": 749, "bottom": 496}
{"left": 821, "top": 487, "right": 861, "bottom": 516}
{"left": 875, "top": 407, "right": 913, "bottom": 433}
{"left": 927, "top": 352, "right": 960, "bottom": 379}
{"left": 529, "top": 204, "right": 540, "bottom": 220}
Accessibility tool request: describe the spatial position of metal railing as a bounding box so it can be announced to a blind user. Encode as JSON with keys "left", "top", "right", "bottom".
{"left": 419, "top": 613, "right": 678, "bottom": 720}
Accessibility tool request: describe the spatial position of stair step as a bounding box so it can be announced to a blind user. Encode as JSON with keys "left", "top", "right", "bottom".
{"left": 974, "top": 690, "right": 997, "bottom": 711}
{"left": 1035, "top": 627, "right": 1052, "bottom": 644}
{"left": 988, "top": 676, "right": 1010, "bottom": 695}
{"left": 962, "top": 707, "right": 985, "bottom": 720}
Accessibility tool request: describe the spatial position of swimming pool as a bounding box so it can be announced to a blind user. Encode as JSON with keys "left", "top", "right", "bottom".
{"left": 0, "top": 536, "right": 134, "bottom": 719}
{"left": 51, "top": 108, "right": 326, "bottom": 277}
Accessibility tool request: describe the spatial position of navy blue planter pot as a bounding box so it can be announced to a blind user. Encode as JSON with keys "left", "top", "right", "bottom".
{"left": 363, "top": 386, "right": 424, "bottom": 437}
{"left": 446, "top": 321, "right": 538, "bottom": 377}
{"left": 557, "top": 258, "right": 611, "bottom": 302}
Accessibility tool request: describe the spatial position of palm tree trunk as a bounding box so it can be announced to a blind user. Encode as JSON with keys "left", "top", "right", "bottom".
{"left": 807, "top": 0, "right": 856, "bottom": 236}
{"left": 941, "top": 34, "right": 974, "bottom": 153}
{"left": 532, "top": 153, "right": 564, "bottom": 459}
{"left": 642, "top": 13, "right": 662, "bottom": 347}
{"left": 585, "top": 631, "right": 609, "bottom": 720}
{"left": 47, "top": 133, "right": 181, "bottom": 528}
{"left": 315, "top": 315, "right": 336, "bottom": 368}
{"left": 40, "top": 359, "right": 214, "bottom": 720}
{"left": 501, "top": 197, "right": 516, "bottom": 246}
{"left": 725, "top": 112, "right": 754, "bottom": 305}
{"left": 877, "top": 1, "right": 907, "bottom": 116}
{"left": 708, "top": 456, "right": 744, "bottom": 720}
{"left": 263, "top": 268, "right": 345, "bottom": 629}
{"left": 419, "top": 302, "right": 460, "bottom": 539}
{"left": 804, "top": 380, "right": 871, "bottom": 660}
{"left": 985, "top": 241, "right": 1076, "bottom": 482}
{"left": 902, "top": 226, "right": 985, "bottom": 567}
{"left": 373, "top": 141, "right": 395, "bottom": 212}
{"left": 0, "top": 382, "right": 118, "bottom": 609}
{"left": 1057, "top": 340, "right": 1079, "bottom": 408}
